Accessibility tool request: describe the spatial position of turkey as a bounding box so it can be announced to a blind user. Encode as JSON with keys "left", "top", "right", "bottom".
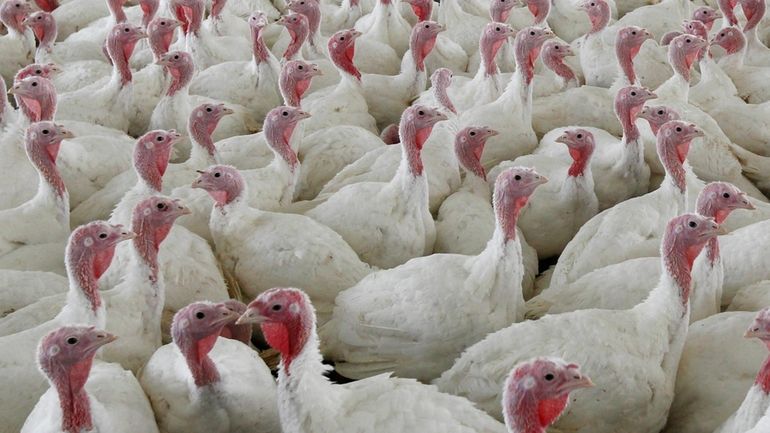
{"left": 236, "top": 287, "right": 507, "bottom": 433}
{"left": 502, "top": 358, "right": 595, "bottom": 433}
{"left": 192, "top": 165, "right": 373, "bottom": 325}
{"left": 436, "top": 212, "right": 719, "bottom": 432}
{"left": 140, "top": 301, "right": 281, "bottom": 433}
{"left": 0, "top": 222, "right": 134, "bottom": 433}
{"left": 714, "top": 307, "right": 770, "bottom": 433}
{"left": 547, "top": 120, "right": 702, "bottom": 287}
{"left": 711, "top": 26, "right": 770, "bottom": 104}
{"left": 0, "top": 0, "right": 35, "bottom": 85}
{"left": 320, "top": 166, "right": 547, "bottom": 382}
{"left": 20, "top": 326, "right": 159, "bottom": 433}
{"left": 306, "top": 105, "right": 444, "bottom": 269}
{"left": 534, "top": 39, "right": 579, "bottom": 98}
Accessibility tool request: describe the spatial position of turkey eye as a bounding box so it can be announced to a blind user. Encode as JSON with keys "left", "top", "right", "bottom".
{"left": 544, "top": 373, "right": 554, "bottom": 381}
{"left": 195, "top": 312, "right": 205, "bottom": 319}
{"left": 657, "top": 110, "right": 664, "bottom": 115}
{"left": 156, "top": 136, "right": 164, "bottom": 141}
{"left": 282, "top": 111, "right": 289, "bottom": 116}
{"left": 99, "top": 233, "right": 107, "bottom": 239}
{"left": 67, "top": 337, "right": 78, "bottom": 345}
{"left": 157, "top": 202, "right": 166, "bottom": 209}
{"left": 469, "top": 131, "right": 476, "bottom": 136}
{"left": 424, "top": 24, "right": 429, "bottom": 28}
{"left": 161, "top": 21, "right": 166, "bottom": 25}
{"left": 206, "top": 107, "right": 212, "bottom": 112}
{"left": 530, "top": 31, "right": 535, "bottom": 35}
{"left": 125, "top": 27, "right": 130, "bottom": 32}
{"left": 495, "top": 27, "right": 501, "bottom": 31}
{"left": 339, "top": 36, "right": 345, "bottom": 40}
{"left": 630, "top": 91, "right": 636, "bottom": 96}
{"left": 173, "top": 55, "right": 179, "bottom": 59}
{"left": 514, "top": 174, "right": 521, "bottom": 180}
{"left": 555, "top": 45, "right": 560, "bottom": 49}
{"left": 42, "top": 129, "right": 49, "bottom": 134}
{"left": 214, "top": 172, "right": 221, "bottom": 177}
{"left": 31, "top": 81, "right": 37, "bottom": 86}
{"left": 688, "top": 221, "right": 697, "bottom": 228}
{"left": 723, "top": 192, "right": 730, "bottom": 198}
{"left": 298, "top": 64, "right": 303, "bottom": 69}
{"left": 272, "top": 304, "right": 282, "bottom": 311}
{"left": 686, "top": 39, "right": 691, "bottom": 43}
{"left": 35, "top": 69, "right": 41, "bottom": 74}
{"left": 631, "top": 31, "right": 636, "bottom": 35}
{"left": 576, "top": 133, "right": 583, "bottom": 139}
{"left": 418, "top": 110, "right": 425, "bottom": 115}
{"left": 675, "top": 127, "right": 682, "bottom": 132}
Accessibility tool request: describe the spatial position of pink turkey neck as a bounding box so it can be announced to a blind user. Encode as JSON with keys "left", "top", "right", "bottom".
{"left": 291, "top": 1, "right": 321, "bottom": 48}
{"left": 107, "top": 0, "right": 127, "bottom": 23}
{"left": 283, "top": 17, "right": 309, "bottom": 60}
{"left": 106, "top": 31, "right": 138, "bottom": 86}
{"left": 189, "top": 116, "right": 219, "bottom": 158}
{"left": 28, "top": 136, "right": 67, "bottom": 199}
{"left": 264, "top": 116, "right": 300, "bottom": 172}
{"left": 251, "top": 22, "right": 270, "bottom": 63}
{"left": 456, "top": 138, "right": 486, "bottom": 179}
{"left": 410, "top": 27, "right": 438, "bottom": 72}
{"left": 0, "top": 3, "right": 26, "bottom": 34}
{"left": 329, "top": 36, "right": 360, "bottom": 80}
{"left": 139, "top": 0, "right": 158, "bottom": 27}
{"left": 494, "top": 181, "right": 531, "bottom": 242}
{"left": 134, "top": 141, "right": 172, "bottom": 192}
{"left": 131, "top": 212, "right": 174, "bottom": 282}
{"left": 616, "top": 36, "right": 643, "bottom": 85}
{"left": 279, "top": 68, "right": 311, "bottom": 107}
{"left": 262, "top": 299, "right": 313, "bottom": 375}
{"left": 176, "top": 329, "right": 222, "bottom": 387}
{"left": 718, "top": 0, "right": 738, "bottom": 26}
{"left": 505, "top": 387, "right": 570, "bottom": 433}
{"left": 543, "top": 50, "right": 575, "bottom": 85}
{"left": 658, "top": 133, "right": 689, "bottom": 195}
{"left": 30, "top": 16, "right": 57, "bottom": 55}
{"left": 34, "top": 0, "right": 59, "bottom": 12}
{"left": 491, "top": 0, "right": 515, "bottom": 22}
{"left": 45, "top": 356, "right": 96, "bottom": 433}
{"left": 18, "top": 80, "right": 57, "bottom": 123}
{"left": 614, "top": 95, "right": 642, "bottom": 143}
{"left": 756, "top": 342, "right": 770, "bottom": 393}
{"left": 480, "top": 28, "right": 506, "bottom": 77}
{"left": 210, "top": 0, "right": 225, "bottom": 21}
{"left": 670, "top": 41, "right": 701, "bottom": 83}
{"left": 165, "top": 58, "right": 194, "bottom": 96}
{"left": 567, "top": 146, "right": 592, "bottom": 177}
{"left": 742, "top": 0, "right": 765, "bottom": 31}
{"left": 523, "top": 0, "right": 549, "bottom": 24}
{"left": 408, "top": 0, "right": 432, "bottom": 21}
{"left": 514, "top": 34, "right": 543, "bottom": 85}
{"left": 586, "top": 1, "right": 610, "bottom": 34}
{"left": 662, "top": 226, "right": 707, "bottom": 308}
{"left": 696, "top": 195, "right": 734, "bottom": 266}
{"left": 432, "top": 75, "right": 456, "bottom": 114}
{"left": 175, "top": 0, "right": 203, "bottom": 35}
{"left": 149, "top": 24, "right": 175, "bottom": 60}
{"left": 398, "top": 116, "right": 436, "bottom": 177}
{"left": 67, "top": 238, "right": 116, "bottom": 313}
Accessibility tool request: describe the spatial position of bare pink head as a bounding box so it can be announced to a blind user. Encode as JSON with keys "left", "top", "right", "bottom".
{"left": 138, "top": 0, "right": 158, "bottom": 27}
{"left": 399, "top": 105, "right": 448, "bottom": 176}
{"left": 25, "top": 121, "right": 73, "bottom": 198}
{"left": 277, "top": 13, "right": 309, "bottom": 60}
{"left": 0, "top": 0, "right": 31, "bottom": 34}
{"left": 148, "top": 17, "right": 179, "bottom": 61}
{"left": 403, "top": 0, "right": 432, "bottom": 21}
{"left": 264, "top": 106, "right": 310, "bottom": 172}
{"left": 740, "top": 0, "right": 765, "bottom": 32}
{"left": 615, "top": 26, "right": 653, "bottom": 85}
{"left": 638, "top": 105, "right": 680, "bottom": 136}
{"left": 133, "top": 129, "right": 181, "bottom": 191}
{"left": 711, "top": 26, "right": 745, "bottom": 55}
{"left": 503, "top": 357, "right": 593, "bottom": 433}
{"left": 170, "top": 0, "right": 203, "bottom": 35}
{"left": 131, "top": 196, "right": 190, "bottom": 280}
{"left": 661, "top": 31, "right": 682, "bottom": 46}
{"left": 248, "top": 12, "right": 270, "bottom": 63}
{"left": 662, "top": 213, "right": 719, "bottom": 306}
{"left": 9, "top": 76, "right": 57, "bottom": 122}
{"left": 37, "top": 326, "right": 117, "bottom": 433}
{"left": 579, "top": 0, "right": 610, "bottom": 34}
{"left": 157, "top": 50, "right": 194, "bottom": 96}
{"left": 697, "top": 182, "right": 753, "bottom": 225}
{"left": 106, "top": 0, "right": 127, "bottom": 22}
{"left": 328, "top": 28, "right": 361, "bottom": 80}
{"left": 692, "top": 6, "right": 721, "bottom": 30}
{"left": 522, "top": 0, "right": 550, "bottom": 24}
{"left": 479, "top": 22, "right": 516, "bottom": 77}
{"left": 455, "top": 126, "right": 496, "bottom": 179}
{"left": 489, "top": 0, "right": 516, "bottom": 22}
{"left": 33, "top": 0, "right": 57, "bottom": 13}
{"left": 106, "top": 23, "right": 147, "bottom": 86}
{"left": 430, "top": 68, "right": 456, "bottom": 114}
{"left": 541, "top": 40, "right": 576, "bottom": 85}
{"left": 515, "top": 26, "right": 555, "bottom": 84}
{"left": 614, "top": 86, "right": 656, "bottom": 142}
{"left": 682, "top": 19, "right": 708, "bottom": 41}
{"left": 657, "top": 120, "right": 704, "bottom": 193}
{"left": 556, "top": 128, "right": 595, "bottom": 177}
{"left": 745, "top": 307, "right": 770, "bottom": 393}
{"left": 15, "top": 62, "right": 59, "bottom": 82}
{"left": 288, "top": 0, "right": 320, "bottom": 40}
{"left": 189, "top": 103, "right": 233, "bottom": 158}
{"left": 410, "top": 21, "right": 444, "bottom": 72}
{"left": 209, "top": 0, "right": 226, "bottom": 21}
{"left": 192, "top": 165, "right": 245, "bottom": 207}
{"left": 237, "top": 287, "right": 315, "bottom": 374}
{"left": 24, "top": 11, "right": 57, "bottom": 52}
{"left": 280, "top": 60, "right": 322, "bottom": 107}
{"left": 219, "top": 300, "right": 252, "bottom": 345}
{"left": 718, "top": 0, "right": 739, "bottom": 26}
{"left": 494, "top": 167, "right": 548, "bottom": 242}
{"left": 668, "top": 34, "right": 707, "bottom": 82}
{"left": 171, "top": 301, "right": 239, "bottom": 387}
{"left": 66, "top": 222, "right": 135, "bottom": 312}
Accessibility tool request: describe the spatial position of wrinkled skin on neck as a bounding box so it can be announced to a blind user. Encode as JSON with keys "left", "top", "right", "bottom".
{"left": 139, "top": 0, "right": 158, "bottom": 27}
{"left": 106, "top": 24, "right": 144, "bottom": 86}
{"left": 249, "top": 12, "right": 270, "bottom": 63}
{"left": 0, "top": 0, "right": 30, "bottom": 34}
{"left": 514, "top": 27, "right": 553, "bottom": 85}
{"left": 27, "top": 11, "right": 57, "bottom": 52}
{"left": 454, "top": 127, "right": 494, "bottom": 179}
{"left": 194, "top": 165, "right": 246, "bottom": 207}
{"left": 189, "top": 104, "right": 228, "bottom": 158}
{"left": 479, "top": 22, "right": 513, "bottom": 77}
{"left": 171, "top": 0, "right": 203, "bottom": 35}
{"left": 404, "top": 0, "right": 432, "bottom": 21}
{"left": 130, "top": 198, "right": 186, "bottom": 281}
{"left": 718, "top": 0, "right": 739, "bottom": 26}
{"left": 613, "top": 86, "right": 654, "bottom": 143}
{"left": 148, "top": 18, "right": 178, "bottom": 61}
{"left": 328, "top": 28, "right": 360, "bottom": 80}
{"left": 712, "top": 27, "right": 745, "bottom": 55}
{"left": 541, "top": 41, "right": 576, "bottom": 84}
{"left": 280, "top": 14, "right": 309, "bottom": 60}
{"left": 263, "top": 107, "right": 303, "bottom": 172}
{"left": 661, "top": 214, "right": 718, "bottom": 307}
{"left": 289, "top": 0, "right": 321, "bottom": 44}
{"left": 493, "top": 168, "right": 545, "bottom": 242}
{"left": 160, "top": 51, "right": 195, "bottom": 96}
{"left": 657, "top": 121, "right": 698, "bottom": 194}
{"left": 13, "top": 77, "right": 57, "bottom": 122}
{"left": 667, "top": 34, "right": 706, "bottom": 82}
{"left": 279, "top": 60, "right": 319, "bottom": 107}
{"left": 410, "top": 21, "right": 443, "bottom": 72}
{"left": 522, "top": 0, "right": 550, "bottom": 24}
{"left": 398, "top": 106, "right": 446, "bottom": 177}
{"left": 133, "top": 131, "right": 177, "bottom": 191}
{"left": 692, "top": 6, "right": 720, "bottom": 30}
{"left": 430, "top": 68, "right": 456, "bottom": 114}
{"left": 489, "top": 0, "right": 515, "bottom": 22}
{"left": 25, "top": 121, "right": 68, "bottom": 198}
{"left": 107, "top": 0, "right": 127, "bottom": 22}
{"left": 615, "top": 27, "right": 651, "bottom": 85}
{"left": 582, "top": 0, "right": 610, "bottom": 35}
{"left": 740, "top": 0, "right": 765, "bottom": 32}
{"left": 171, "top": 303, "right": 236, "bottom": 387}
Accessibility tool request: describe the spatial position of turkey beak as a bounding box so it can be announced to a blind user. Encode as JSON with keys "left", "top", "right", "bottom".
{"left": 744, "top": 325, "right": 770, "bottom": 339}
{"left": 214, "top": 305, "right": 241, "bottom": 325}
{"left": 119, "top": 230, "right": 137, "bottom": 241}
{"left": 561, "top": 375, "right": 595, "bottom": 392}
{"left": 173, "top": 201, "right": 192, "bottom": 216}
{"left": 48, "top": 63, "right": 62, "bottom": 74}
{"left": 690, "top": 127, "right": 705, "bottom": 139}
{"left": 351, "top": 30, "right": 362, "bottom": 38}
{"left": 533, "top": 174, "right": 549, "bottom": 186}
{"left": 57, "top": 126, "right": 75, "bottom": 139}
{"left": 555, "top": 134, "right": 570, "bottom": 145}
{"left": 236, "top": 308, "right": 267, "bottom": 325}
{"left": 311, "top": 65, "right": 323, "bottom": 76}
{"left": 738, "top": 195, "right": 756, "bottom": 211}
{"left": 86, "top": 331, "right": 119, "bottom": 352}
{"left": 482, "top": 128, "right": 499, "bottom": 140}
{"left": 7, "top": 84, "right": 18, "bottom": 95}
{"left": 221, "top": 106, "right": 235, "bottom": 115}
